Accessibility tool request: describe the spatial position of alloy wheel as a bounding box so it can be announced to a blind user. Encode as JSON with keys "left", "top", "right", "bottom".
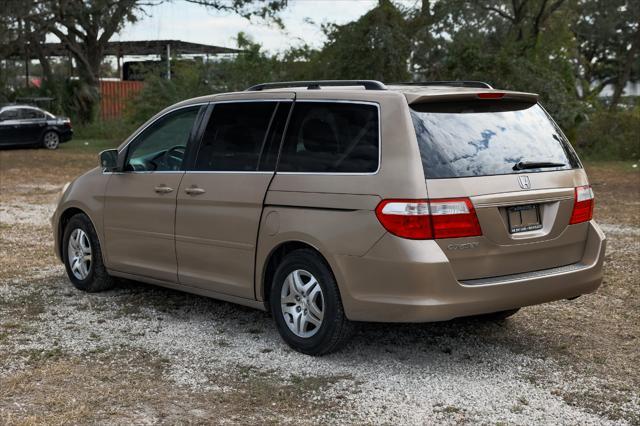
{"left": 44, "top": 132, "right": 60, "bottom": 149}
{"left": 280, "top": 269, "right": 324, "bottom": 338}
{"left": 67, "top": 228, "right": 92, "bottom": 280}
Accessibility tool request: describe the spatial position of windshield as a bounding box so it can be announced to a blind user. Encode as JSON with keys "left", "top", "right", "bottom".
{"left": 410, "top": 101, "right": 580, "bottom": 179}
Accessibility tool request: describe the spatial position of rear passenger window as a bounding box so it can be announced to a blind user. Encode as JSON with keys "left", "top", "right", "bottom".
{"left": 194, "top": 102, "right": 277, "bottom": 171}
{"left": 277, "top": 102, "right": 379, "bottom": 173}
{"left": 19, "top": 109, "right": 44, "bottom": 119}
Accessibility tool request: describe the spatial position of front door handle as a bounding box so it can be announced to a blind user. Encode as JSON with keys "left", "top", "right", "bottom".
{"left": 154, "top": 185, "right": 174, "bottom": 194}
{"left": 184, "top": 186, "right": 206, "bottom": 195}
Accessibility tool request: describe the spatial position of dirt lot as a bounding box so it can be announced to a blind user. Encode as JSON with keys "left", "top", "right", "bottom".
{"left": 1, "top": 141, "right": 639, "bottom": 425}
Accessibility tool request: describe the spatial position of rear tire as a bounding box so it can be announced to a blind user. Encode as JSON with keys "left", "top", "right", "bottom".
{"left": 270, "top": 249, "right": 354, "bottom": 356}
{"left": 473, "top": 308, "right": 520, "bottom": 321}
{"left": 42, "top": 131, "right": 60, "bottom": 150}
{"left": 62, "top": 213, "right": 115, "bottom": 292}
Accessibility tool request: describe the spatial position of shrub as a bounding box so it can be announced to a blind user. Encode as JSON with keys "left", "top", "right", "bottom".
{"left": 73, "top": 119, "right": 137, "bottom": 142}
{"left": 573, "top": 108, "right": 640, "bottom": 161}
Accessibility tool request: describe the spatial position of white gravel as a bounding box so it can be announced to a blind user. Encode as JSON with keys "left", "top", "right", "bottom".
{"left": 1, "top": 196, "right": 637, "bottom": 424}
{"left": 0, "top": 202, "right": 55, "bottom": 226}
{"left": 1, "top": 265, "right": 635, "bottom": 425}
{"left": 599, "top": 223, "right": 640, "bottom": 237}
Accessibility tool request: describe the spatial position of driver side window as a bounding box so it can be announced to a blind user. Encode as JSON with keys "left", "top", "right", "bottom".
{"left": 125, "top": 106, "right": 200, "bottom": 172}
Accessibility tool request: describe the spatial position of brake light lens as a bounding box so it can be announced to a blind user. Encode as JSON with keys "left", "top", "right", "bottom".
{"left": 375, "top": 198, "right": 482, "bottom": 240}
{"left": 477, "top": 92, "right": 505, "bottom": 99}
{"left": 430, "top": 198, "right": 482, "bottom": 239}
{"left": 569, "top": 185, "right": 595, "bottom": 224}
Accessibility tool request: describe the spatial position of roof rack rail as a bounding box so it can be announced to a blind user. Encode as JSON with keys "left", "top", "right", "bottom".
{"left": 245, "top": 80, "right": 387, "bottom": 91}
{"left": 394, "top": 80, "right": 493, "bottom": 89}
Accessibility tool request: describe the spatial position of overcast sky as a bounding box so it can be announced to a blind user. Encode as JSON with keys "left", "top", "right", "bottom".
{"left": 115, "top": 1, "right": 385, "bottom": 53}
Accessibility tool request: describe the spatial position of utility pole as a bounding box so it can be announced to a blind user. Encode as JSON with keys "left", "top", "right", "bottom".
{"left": 166, "top": 43, "right": 171, "bottom": 80}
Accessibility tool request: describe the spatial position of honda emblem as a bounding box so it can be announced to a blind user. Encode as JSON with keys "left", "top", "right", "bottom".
{"left": 518, "top": 175, "right": 531, "bottom": 190}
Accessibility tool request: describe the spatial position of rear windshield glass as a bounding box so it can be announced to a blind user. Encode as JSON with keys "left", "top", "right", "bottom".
{"left": 410, "top": 101, "right": 580, "bottom": 179}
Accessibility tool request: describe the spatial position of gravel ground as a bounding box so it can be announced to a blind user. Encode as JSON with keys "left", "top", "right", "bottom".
{"left": 1, "top": 266, "right": 634, "bottom": 425}
{"left": 1, "top": 147, "right": 638, "bottom": 424}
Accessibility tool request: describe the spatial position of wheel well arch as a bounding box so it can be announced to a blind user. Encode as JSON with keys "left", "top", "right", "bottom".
{"left": 41, "top": 128, "right": 59, "bottom": 138}
{"left": 57, "top": 207, "right": 88, "bottom": 258}
{"left": 260, "top": 240, "right": 334, "bottom": 310}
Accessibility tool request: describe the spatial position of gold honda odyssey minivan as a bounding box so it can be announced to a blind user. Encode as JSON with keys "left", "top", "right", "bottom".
{"left": 52, "top": 80, "right": 606, "bottom": 355}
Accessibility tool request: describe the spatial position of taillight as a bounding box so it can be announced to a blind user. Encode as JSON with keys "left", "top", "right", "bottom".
{"left": 375, "top": 198, "right": 482, "bottom": 240}
{"left": 569, "top": 185, "right": 594, "bottom": 224}
{"left": 430, "top": 198, "right": 482, "bottom": 239}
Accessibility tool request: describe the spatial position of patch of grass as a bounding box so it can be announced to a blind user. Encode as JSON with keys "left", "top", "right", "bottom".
{"left": 59, "top": 138, "right": 120, "bottom": 155}
{"left": 510, "top": 404, "right": 524, "bottom": 414}
{"left": 434, "top": 404, "right": 464, "bottom": 417}
{"left": 0, "top": 290, "right": 46, "bottom": 322}
{"left": 72, "top": 119, "right": 137, "bottom": 145}
{"left": 561, "top": 388, "right": 639, "bottom": 424}
{"left": 289, "top": 373, "right": 353, "bottom": 393}
{"left": 211, "top": 365, "right": 353, "bottom": 421}
{"left": 19, "top": 347, "right": 65, "bottom": 364}
{"left": 215, "top": 339, "right": 230, "bottom": 347}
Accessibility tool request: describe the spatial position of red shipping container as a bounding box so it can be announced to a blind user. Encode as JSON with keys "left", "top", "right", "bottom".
{"left": 99, "top": 80, "right": 144, "bottom": 121}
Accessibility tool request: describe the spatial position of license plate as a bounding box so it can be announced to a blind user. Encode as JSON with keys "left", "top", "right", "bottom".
{"left": 507, "top": 204, "right": 542, "bottom": 233}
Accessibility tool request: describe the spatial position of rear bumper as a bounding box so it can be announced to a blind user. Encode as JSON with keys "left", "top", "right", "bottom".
{"left": 336, "top": 221, "right": 606, "bottom": 322}
{"left": 59, "top": 128, "right": 73, "bottom": 143}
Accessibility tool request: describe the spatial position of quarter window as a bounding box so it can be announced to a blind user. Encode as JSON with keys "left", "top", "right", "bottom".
{"left": 125, "top": 106, "right": 200, "bottom": 172}
{"left": 277, "top": 102, "right": 379, "bottom": 173}
{"left": 194, "top": 102, "right": 277, "bottom": 171}
{"left": 0, "top": 109, "right": 18, "bottom": 120}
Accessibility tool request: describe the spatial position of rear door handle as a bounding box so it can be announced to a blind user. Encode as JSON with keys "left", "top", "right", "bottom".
{"left": 154, "top": 185, "right": 174, "bottom": 194}
{"left": 184, "top": 186, "right": 206, "bottom": 195}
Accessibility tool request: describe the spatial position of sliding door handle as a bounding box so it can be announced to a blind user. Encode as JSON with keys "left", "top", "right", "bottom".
{"left": 184, "top": 186, "right": 206, "bottom": 195}
{"left": 154, "top": 185, "right": 174, "bottom": 194}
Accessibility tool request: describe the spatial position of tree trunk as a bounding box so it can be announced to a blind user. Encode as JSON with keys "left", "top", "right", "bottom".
{"left": 28, "top": 35, "right": 53, "bottom": 86}
{"left": 73, "top": 43, "right": 103, "bottom": 123}
{"left": 610, "top": 29, "right": 640, "bottom": 110}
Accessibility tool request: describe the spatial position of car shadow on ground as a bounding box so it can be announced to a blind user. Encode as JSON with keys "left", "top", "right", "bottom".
{"left": 106, "top": 276, "right": 543, "bottom": 362}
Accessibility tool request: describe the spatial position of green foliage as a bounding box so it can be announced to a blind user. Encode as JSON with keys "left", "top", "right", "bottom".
{"left": 572, "top": 0, "right": 640, "bottom": 106}
{"left": 125, "top": 61, "right": 213, "bottom": 126}
{"left": 441, "top": 32, "right": 583, "bottom": 130}
{"left": 313, "top": 0, "right": 411, "bottom": 81}
{"left": 574, "top": 107, "right": 640, "bottom": 160}
{"left": 11, "top": 0, "right": 633, "bottom": 160}
{"left": 125, "top": 32, "right": 318, "bottom": 125}
{"left": 414, "top": 0, "right": 583, "bottom": 130}
{"left": 62, "top": 79, "right": 100, "bottom": 124}
{"left": 211, "top": 32, "right": 315, "bottom": 91}
{"left": 73, "top": 119, "right": 136, "bottom": 143}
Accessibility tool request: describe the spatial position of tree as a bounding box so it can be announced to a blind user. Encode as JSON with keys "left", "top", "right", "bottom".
{"left": 313, "top": 0, "right": 412, "bottom": 82}
{"left": 572, "top": 0, "right": 640, "bottom": 108}
{"left": 27, "top": 0, "right": 140, "bottom": 122}
{"left": 5, "top": 0, "right": 286, "bottom": 123}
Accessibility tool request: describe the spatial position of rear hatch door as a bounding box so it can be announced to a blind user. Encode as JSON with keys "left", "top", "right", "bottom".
{"left": 410, "top": 95, "right": 590, "bottom": 281}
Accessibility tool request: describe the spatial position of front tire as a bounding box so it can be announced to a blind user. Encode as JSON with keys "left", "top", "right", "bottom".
{"left": 62, "top": 213, "right": 115, "bottom": 292}
{"left": 42, "top": 131, "right": 60, "bottom": 150}
{"left": 270, "top": 249, "right": 354, "bottom": 356}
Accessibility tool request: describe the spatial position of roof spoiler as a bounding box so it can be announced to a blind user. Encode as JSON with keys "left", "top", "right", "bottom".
{"left": 406, "top": 91, "right": 539, "bottom": 105}
{"left": 246, "top": 80, "right": 387, "bottom": 91}
{"left": 394, "top": 80, "right": 493, "bottom": 89}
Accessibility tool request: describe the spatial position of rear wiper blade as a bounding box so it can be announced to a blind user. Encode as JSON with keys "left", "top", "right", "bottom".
{"left": 513, "top": 161, "right": 566, "bottom": 171}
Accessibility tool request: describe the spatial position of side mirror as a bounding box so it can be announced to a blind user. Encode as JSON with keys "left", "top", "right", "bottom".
{"left": 99, "top": 149, "right": 119, "bottom": 171}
